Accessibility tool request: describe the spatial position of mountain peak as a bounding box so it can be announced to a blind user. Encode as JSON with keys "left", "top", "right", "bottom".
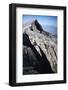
{"left": 23, "top": 19, "right": 53, "bottom": 37}
{"left": 31, "top": 19, "right": 38, "bottom": 24}
{"left": 31, "top": 19, "right": 43, "bottom": 32}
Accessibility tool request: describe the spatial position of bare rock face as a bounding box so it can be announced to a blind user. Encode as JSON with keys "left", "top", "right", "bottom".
{"left": 23, "top": 19, "right": 57, "bottom": 75}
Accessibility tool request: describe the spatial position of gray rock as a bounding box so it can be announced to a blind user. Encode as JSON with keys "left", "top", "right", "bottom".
{"left": 23, "top": 19, "right": 57, "bottom": 74}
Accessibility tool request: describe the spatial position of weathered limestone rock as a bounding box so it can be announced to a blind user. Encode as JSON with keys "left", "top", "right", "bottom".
{"left": 23, "top": 19, "right": 57, "bottom": 74}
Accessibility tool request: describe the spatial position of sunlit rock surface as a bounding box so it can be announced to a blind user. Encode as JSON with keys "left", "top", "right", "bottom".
{"left": 23, "top": 19, "right": 57, "bottom": 75}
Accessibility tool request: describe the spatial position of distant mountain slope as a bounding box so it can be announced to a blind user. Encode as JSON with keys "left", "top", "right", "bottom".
{"left": 23, "top": 19, "right": 57, "bottom": 75}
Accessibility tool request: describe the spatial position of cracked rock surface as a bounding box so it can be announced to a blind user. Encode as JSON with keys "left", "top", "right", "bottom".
{"left": 23, "top": 19, "right": 57, "bottom": 75}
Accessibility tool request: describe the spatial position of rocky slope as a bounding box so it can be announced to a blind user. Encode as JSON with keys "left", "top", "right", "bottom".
{"left": 23, "top": 19, "right": 57, "bottom": 75}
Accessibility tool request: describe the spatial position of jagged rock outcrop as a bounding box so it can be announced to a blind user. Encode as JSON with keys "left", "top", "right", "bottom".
{"left": 23, "top": 19, "right": 57, "bottom": 75}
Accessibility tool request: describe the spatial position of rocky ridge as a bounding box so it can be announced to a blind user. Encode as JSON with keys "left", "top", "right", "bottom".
{"left": 23, "top": 19, "right": 57, "bottom": 75}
